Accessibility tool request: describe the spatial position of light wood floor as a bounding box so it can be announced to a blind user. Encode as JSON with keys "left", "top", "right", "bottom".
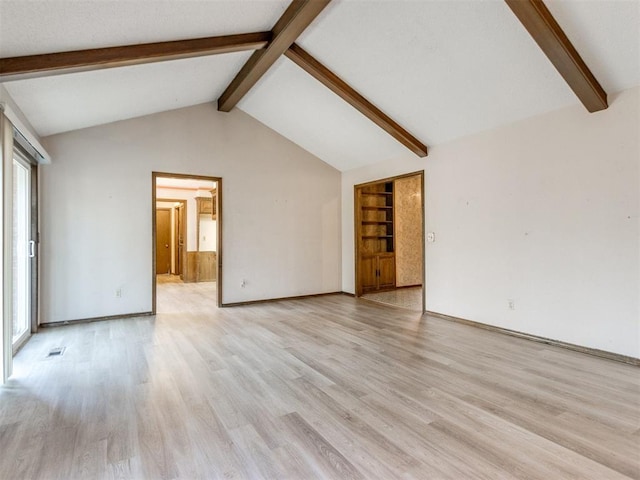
{"left": 156, "top": 274, "right": 184, "bottom": 285}
{"left": 362, "top": 286, "right": 423, "bottom": 311}
{"left": 1, "top": 284, "right": 639, "bottom": 479}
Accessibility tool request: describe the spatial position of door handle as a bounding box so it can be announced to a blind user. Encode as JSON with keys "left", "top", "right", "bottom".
{"left": 28, "top": 240, "right": 35, "bottom": 258}
{"left": 165, "top": 244, "right": 169, "bottom": 248}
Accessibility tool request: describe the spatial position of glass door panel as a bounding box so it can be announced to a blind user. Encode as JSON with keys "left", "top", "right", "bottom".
{"left": 12, "top": 157, "right": 30, "bottom": 348}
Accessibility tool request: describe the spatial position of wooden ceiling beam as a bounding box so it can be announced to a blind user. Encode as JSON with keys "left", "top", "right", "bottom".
{"left": 217, "top": 0, "right": 331, "bottom": 112}
{"left": 505, "top": 0, "right": 607, "bottom": 112}
{"left": 285, "top": 43, "right": 428, "bottom": 157}
{"left": 0, "top": 32, "right": 271, "bottom": 82}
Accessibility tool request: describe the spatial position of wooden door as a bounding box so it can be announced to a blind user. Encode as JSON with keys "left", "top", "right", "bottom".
{"left": 378, "top": 254, "right": 396, "bottom": 289}
{"left": 359, "top": 256, "right": 378, "bottom": 293}
{"left": 156, "top": 208, "right": 171, "bottom": 275}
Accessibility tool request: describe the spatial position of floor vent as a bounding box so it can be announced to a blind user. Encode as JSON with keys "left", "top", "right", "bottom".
{"left": 47, "top": 347, "right": 66, "bottom": 357}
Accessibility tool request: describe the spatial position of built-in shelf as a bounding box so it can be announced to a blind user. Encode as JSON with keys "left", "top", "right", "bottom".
{"left": 356, "top": 180, "right": 396, "bottom": 295}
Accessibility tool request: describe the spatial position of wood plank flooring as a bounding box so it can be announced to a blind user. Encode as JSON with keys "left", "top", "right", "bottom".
{"left": 361, "top": 286, "right": 423, "bottom": 311}
{"left": 1, "top": 282, "right": 638, "bottom": 479}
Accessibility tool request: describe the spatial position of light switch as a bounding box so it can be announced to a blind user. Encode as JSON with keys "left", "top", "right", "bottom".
{"left": 427, "top": 232, "right": 435, "bottom": 243}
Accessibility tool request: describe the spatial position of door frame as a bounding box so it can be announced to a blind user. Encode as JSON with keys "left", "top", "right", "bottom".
{"left": 152, "top": 172, "right": 223, "bottom": 313}
{"left": 354, "top": 170, "right": 425, "bottom": 312}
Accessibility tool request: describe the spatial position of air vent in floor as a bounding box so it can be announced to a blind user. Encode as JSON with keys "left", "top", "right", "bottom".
{"left": 47, "top": 347, "right": 66, "bottom": 357}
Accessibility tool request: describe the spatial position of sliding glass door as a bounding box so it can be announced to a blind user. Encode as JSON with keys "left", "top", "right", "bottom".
{"left": 12, "top": 153, "right": 32, "bottom": 350}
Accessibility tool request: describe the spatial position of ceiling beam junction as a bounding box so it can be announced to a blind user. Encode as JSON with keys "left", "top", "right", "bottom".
{"left": 504, "top": 0, "right": 607, "bottom": 112}
{"left": 217, "top": 0, "right": 332, "bottom": 112}
{"left": 0, "top": 32, "right": 271, "bottom": 82}
{"left": 286, "top": 43, "right": 428, "bottom": 157}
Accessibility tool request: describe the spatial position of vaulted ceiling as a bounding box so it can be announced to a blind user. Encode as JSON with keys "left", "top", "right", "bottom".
{"left": 0, "top": 0, "right": 638, "bottom": 171}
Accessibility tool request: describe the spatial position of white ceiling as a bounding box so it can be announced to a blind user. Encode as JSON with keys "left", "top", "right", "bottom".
{"left": 4, "top": 53, "right": 253, "bottom": 136}
{"left": 238, "top": 56, "right": 408, "bottom": 171}
{"left": 0, "top": 0, "right": 289, "bottom": 56}
{"left": 1, "top": 0, "right": 638, "bottom": 171}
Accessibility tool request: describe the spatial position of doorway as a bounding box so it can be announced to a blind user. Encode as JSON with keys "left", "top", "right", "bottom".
{"left": 152, "top": 172, "right": 222, "bottom": 313}
{"left": 355, "top": 171, "right": 425, "bottom": 312}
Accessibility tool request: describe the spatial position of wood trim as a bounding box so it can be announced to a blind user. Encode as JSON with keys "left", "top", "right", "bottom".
{"left": 420, "top": 171, "right": 426, "bottom": 313}
{"left": 216, "top": 179, "right": 223, "bottom": 304}
{"left": 354, "top": 186, "right": 362, "bottom": 296}
{"left": 152, "top": 174, "right": 157, "bottom": 312}
{"left": 427, "top": 310, "right": 639, "bottom": 366}
{"left": 0, "top": 32, "right": 271, "bottom": 82}
{"left": 354, "top": 170, "right": 426, "bottom": 189}
{"left": 504, "top": 0, "right": 607, "bottom": 112}
{"left": 217, "top": 0, "right": 331, "bottom": 112}
{"left": 285, "top": 44, "right": 428, "bottom": 157}
{"left": 222, "top": 291, "right": 343, "bottom": 307}
{"left": 152, "top": 172, "right": 223, "bottom": 311}
{"left": 40, "top": 311, "right": 153, "bottom": 328}
{"left": 184, "top": 251, "right": 198, "bottom": 283}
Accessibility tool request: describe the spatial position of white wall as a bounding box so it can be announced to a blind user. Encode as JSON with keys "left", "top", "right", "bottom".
{"left": 342, "top": 86, "right": 640, "bottom": 358}
{"left": 199, "top": 217, "right": 216, "bottom": 252}
{"left": 40, "top": 103, "right": 341, "bottom": 322}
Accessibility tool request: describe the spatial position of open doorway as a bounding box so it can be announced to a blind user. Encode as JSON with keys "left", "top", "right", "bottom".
{"left": 354, "top": 171, "right": 425, "bottom": 312}
{"left": 152, "top": 172, "right": 222, "bottom": 313}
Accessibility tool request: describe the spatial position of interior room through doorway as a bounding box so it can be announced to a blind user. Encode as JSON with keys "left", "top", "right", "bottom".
{"left": 355, "top": 171, "right": 425, "bottom": 312}
{"left": 152, "top": 173, "right": 222, "bottom": 313}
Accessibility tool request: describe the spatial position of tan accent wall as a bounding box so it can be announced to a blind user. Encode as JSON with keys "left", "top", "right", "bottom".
{"left": 395, "top": 175, "right": 423, "bottom": 287}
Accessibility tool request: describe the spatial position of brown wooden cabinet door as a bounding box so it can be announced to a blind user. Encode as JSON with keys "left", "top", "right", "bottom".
{"left": 359, "top": 256, "right": 378, "bottom": 293}
{"left": 378, "top": 254, "right": 396, "bottom": 289}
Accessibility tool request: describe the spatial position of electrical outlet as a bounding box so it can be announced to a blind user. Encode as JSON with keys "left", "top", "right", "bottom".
{"left": 240, "top": 279, "right": 246, "bottom": 288}
{"left": 116, "top": 288, "right": 122, "bottom": 298}
{"left": 508, "top": 299, "right": 515, "bottom": 310}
